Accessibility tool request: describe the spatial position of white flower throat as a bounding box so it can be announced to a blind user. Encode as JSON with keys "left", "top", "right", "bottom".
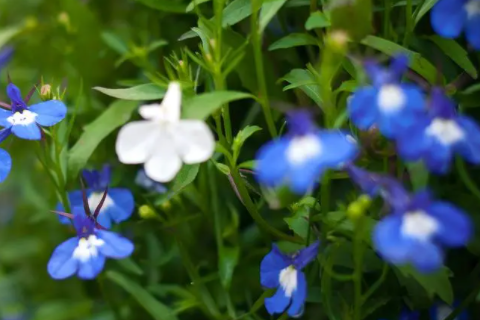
{"left": 401, "top": 210, "right": 439, "bottom": 241}
{"left": 88, "top": 192, "right": 114, "bottom": 212}
{"left": 72, "top": 235, "right": 105, "bottom": 262}
{"left": 377, "top": 85, "right": 406, "bottom": 113}
{"left": 7, "top": 110, "right": 37, "bottom": 126}
{"left": 279, "top": 265, "right": 298, "bottom": 297}
{"left": 466, "top": 0, "right": 480, "bottom": 18}
{"left": 425, "top": 118, "right": 464, "bottom": 146}
{"left": 286, "top": 134, "right": 322, "bottom": 166}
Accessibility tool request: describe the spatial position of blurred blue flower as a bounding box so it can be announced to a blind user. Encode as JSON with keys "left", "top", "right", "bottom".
{"left": 47, "top": 206, "right": 134, "bottom": 280}
{"left": 135, "top": 169, "right": 167, "bottom": 193}
{"left": 400, "top": 309, "right": 420, "bottom": 320}
{"left": 0, "top": 46, "right": 14, "bottom": 71}
{"left": 430, "top": 302, "right": 468, "bottom": 320}
{"left": 57, "top": 165, "right": 134, "bottom": 229}
{"left": 260, "top": 241, "right": 319, "bottom": 317}
{"left": 0, "top": 83, "right": 67, "bottom": 140}
{"left": 373, "top": 189, "right": 472, "bottom": 273}
{"left": 431, "top": 0, "right": 480, "bottom": 49}
{"left": 348, "top": 55, "right": 425, "bottom": 138}
{"left": 0, "top": 146, "right": 11, "bottom": 183}
{"left": 256, "top": 110, "right": 358, "bottom": 194}
{"left": 396, "top": 88, "right": 480, "bottom": 173}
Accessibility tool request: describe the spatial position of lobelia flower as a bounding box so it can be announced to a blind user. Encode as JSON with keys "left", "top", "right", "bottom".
{"left": 255, "top": 110, "right": 358, "bottom": 194}
{"left": 373, "top": 185, "right": 472, "bottom": 273}
{"left": 260, "top": 241, "right": 319, "bottom": 317}
{"left": 431, "top": 0, "right": 480, "bottom": 50}
{"left": 116, "top": 82, "right": 215, "bottom": 183}
{"left": 47, "top": 206, "right": 134, "bottom": 280}
{"left": 396, "top": 88, "right": 480, "bottom": 173}
{"left": 0, "top": 144, "right": 11, "bottom": 183}
{"left": 135, "top": 169, "right": 167, "bottom": 193}
{"left": 430, "top": 302, "right": 468, "bottom": 320}
{"left": 348, "top": 55, "right": 425, "bottom": 138}
{"left": 0, "top": 82, "right": 67, "bottom": 141}
{"left": 57, "top": 165, "right": 134, "bottom": 229}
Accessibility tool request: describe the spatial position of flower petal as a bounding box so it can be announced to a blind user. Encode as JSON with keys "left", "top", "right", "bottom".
{"left": 0, "top": 148, "right": 11, "bottom": 183}
{"left": 348, "top": 87, "right": 378, "bottom": 130}
{"left": 144, "top": 131, "right": 182, "bottom": 182}
{"left": 373, "top": 214, "right": 412, "bottom": 265}
{"left": 410, "top": 241, "right": 443, "bottom": 273}
{"left": 293, "top": 241, "right": 320, "bottom": 270}
{"left": 466, "top": 15, "right": 480, "bottom": 49}
{"left": 103, "top": 188, "right": 135, "bottom": 223}
{"left": 47, "top": 237, "right": 79, "bottom": 280}
{"left": 139, "top": 103, "right": 162, "bottom": 120}
{"left": 28, "top": 100, "right": 67, "bottom": 126}
{"left": 77, "top": 254, "right": 106, "bottom": 280}
{"left": 431, "top": 0, "right": 467, "bottom": 38}
{"left": 116, "top": 121, "right": 159, "bottom": 164}
{"left": 173, "top": 120, "right": 215, "bottom": 164}
{"left": 317, "top": 130, "right": 359, "bottom": 167}
{"left": 6, "top": 84, "right": 24, "bottom": 107}
{"left": 160, "top": 82, "right": 181, "bottom": 122}
{"left": 429, "top": 201, "right": 472, "bottom": 247}
{"left": 260, "top": 245, "right": 290, "bottom": 288}
{"left": 11, "top": 122, "right": 41, "bottom": 140}
{"left": 255, "top": 138, "right": 290, "bottom": 188}
{"left": 287, "top": 271, "right": 307, "bottom": 317}
{"left": 96, "top": 230, "right": 134, "bottom": 259}
{"left": 0, "top": 108, "right": 12, "bottom": 128}
{"left": 455, "top": 116, "right": 480, "bottom": 164}
{"left": 265, "top": 287, "right": 291, "bottom": 315}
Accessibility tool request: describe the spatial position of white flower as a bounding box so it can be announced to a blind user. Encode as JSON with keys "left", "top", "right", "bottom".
{"left": 115, "top": 82, "right": 215, "bottom": 182}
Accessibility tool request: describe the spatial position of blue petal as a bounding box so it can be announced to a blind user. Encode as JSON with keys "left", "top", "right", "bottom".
{"left": 287, "top": 271, "right": 307, "bottom": 317}
{"left": 318, "top": 130, "right": 358, "bottom": 167}
{"left": 57, "top": 190, "right": 89, "bottom": 225}
{"left": 96, "top": 209, "right": 112, "bottom": 229}
{"left": 6, "top": 84, "right": 24, "bottom": 107}
{"left": 400, "top": 309, "right": 420, "bottom": 320}
{"left": 389, "top": 54, "right": 409, "bottom": 79}
{"left": 410, "top": 241, "right": 443, "bottom": 273}
{"left": 72, "top": 206, "right": 95, "bottom": 237}
{"left": 373, "top": 214, "right": 412, "bottom": 265}
{"left": 47, "top": 237, "right": 78, "bottom": 280}
{"left": 265, "top": 286, "right": 291, "bottom": 315}
{"left": 0, "top": 108, "right": 12, "bottom": 128}
{"left": 289, "top": 163, "right": 322, "bottom": 194}
{"left": 465, "top": 14, "right": 480, "bottom": 49}
{"left": 99, "top": 165, "right": 111, "bottom": 189}
{"left": 260, "top": 245, "right": 290, "bottom": 288}
{"left": 348, "top": 87, "right": 378, "bottom": 130}
{"left": 256, "top": 139, "right": 290, "bottom": 188}
{"left": 293, "top": 241, "right": 319, "bottom": 270}
{"left": 77, "top": 254, "right": 106, "bottom": 280}
{"left": 11, "top": 122, "right": 41, "bottom": 140}
{"left": 431, "top": 0, "right": 467, "bottom": 38}
{"left": 28, "top": 100, "right": 67, "bottom": 127}
{"left": 105, "top": 188, "right": 135, "bottom": 223}
{"left": 82, "top": 169, "right": 100, "bottom": 189}
{"left": 396, "top": 122, "right": 430, "bottom": 162}
{"left": 0, "top": 148, "right": 11, "bottom": 183}
{"left": 455, "top": 116, "right": 480, "bottom": 164}
{"left": 96, "top": 230, "right": 134, "bottom": 259}
{"left": 428, "top": 201, "right": 472, "bottom": 247}
{"left": 424, "top": 142, "right": 452, "bottom": 174}
{"left": 0, "top": 128, "right": 11, "bottom": 143}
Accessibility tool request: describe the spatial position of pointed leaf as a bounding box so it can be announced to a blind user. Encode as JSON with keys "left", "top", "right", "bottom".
{"left": 182, "top": 91, "right": 253, "bottom": 120}
{"left": 259, "top": 0, "right": 288, "bottom": 33}
{"left": 305, "top": 11, "right": 331, "bottom": 30}
{"left": 269, "top": 33, "right": 318, "bottom": 51}
{"left": 134, "top": 0, "right": 187, "bottom": 13}
{"left": 93, "top": 84, "right": 166, "bottom": 101}
{"left": 219, "top": 246, "right": 240, "bottom": 288}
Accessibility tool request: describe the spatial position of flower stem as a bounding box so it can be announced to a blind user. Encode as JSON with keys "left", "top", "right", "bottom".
{"left": 310, "top": 0, "right": 317, "bottom": 12}
{"left": 230, "top": 167, "right": 303, "bottom": 244}
{"left": 251, "top": 0, "right": 277, "bottom": 138}
{"left": 403, "top": 0, "right": 413, "bottom": 46}
{"left": 352, "top": 217, "right": 365, "bottom": 320}
{"left": 383, "top": 0, "right": 392, "bottom": 38}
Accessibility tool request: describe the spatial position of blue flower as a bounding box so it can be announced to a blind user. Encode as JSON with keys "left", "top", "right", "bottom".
{"left": 396, "top": 88, "right": 480, "bottom": 173}
{"left": 256, "top": 110, "right": 358, "bottom": 194}
{"left": 348, "top": 55, "right": 425, "bottom": 138}
{"left": 260, "top": 241, "right": 319, "bottom": 317}
{"left": 0, "top": 83, "right": 67, "bottom": 141}
{"left": 431, "top": 0, "right": 480, "bottom": 50}
{"left": 0, "top": 147, "right": 11, "bottom": 183}
{"left": 373, "top": 189, "right": 472, "bottom": 273}
{"left": 0, "top": 46, "right": 14, "bottom": 71}
{"left": 400, "top": 309, "right": 420, "bottom": 320}
{"left": 430, "top": 302, "right": 468, "bottom": 320}
{"left": 47, "top": 206, "right": 134, "bottom": 280}
{"left": 135, "top": 169, "right": 167, "bottom": 193}
{"left": 57, "top": 165, "right": 134, "bottom": 228}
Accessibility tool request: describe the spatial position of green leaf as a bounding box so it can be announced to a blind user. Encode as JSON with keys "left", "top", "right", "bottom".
{"left": 0, "top": 25, "right": 22, "bottom": 49}
{"left": 281, "top": 69, "right": 322, "bottom": 105}
{"left": 361, "top": 35, "right": 440, "bottom": 84}
{"left": 134, "top": 0, "right": 187, "bottom": 13}
{"left": 186, "top": 0, "right": 211, "bottom": 12}
{"left": 232, "top": 125, "right": 262, "bottom": 162}
{"left": 305, "top": 11, "right": 331, "bottom": 30}
{"left": 414, "top": 0, "right": 439, "bottom": 26}
{"left": 67, "top": 100, "right": 137, "bottom": 179}
{"left": 406, "top": 161, "right": 429, "bottom": 191}
{"left": 428, "top": 36, "right": 477, "bottom": 79}
{"left": 330, "top": 0, "right": 372, "bottom": 41}
{"left": 219, "top": 246, "right": 240, "bottom": 288}
{"left": 222, "top": 0, "right": 251, "bottom": 27}
{"left": 259, "top": 0, "right": 288, "bottom": 34}
{"left": 462, "top": 83, "right": 480, "bottom": 95}
{"left": 116, "top": 257, "right": 144, "bottom": 276}
{"left": 94, "top": 83, "right": 166, "bottom": 101}
{"left": 183, "top": 91, "right": 253, "bottom": 120}
{"left": 213, "top": 161, "right": 231, "bottom": 175}
{"left": 107, "top": 270, "right": 179, "bottom": 320}
{"left": 269, "top": 33, "right": 318, "bottom": 51}
{"left": 101, "top": 31, "right": 128, "bottom": 55}
{"left": 284, "top": 206, "right": 309, "bottom": 238}
{"left": 155, "top": 165, "right": 200, "bottom": 205}
{"left": 395, "top": 265, "right": 453, "bottom": 305}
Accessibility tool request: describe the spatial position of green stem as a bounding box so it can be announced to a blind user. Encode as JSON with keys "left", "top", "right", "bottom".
{"left": 98, "top": 276, "right": 123, "bottom": 320}
{"left": 403, "top": 0, "right": 413, "bottom": 46}
{"left": 352, "top": 217, "right": 365, "bottom": 320}
{"left": 230, "top": 167, "right": 302, "bottom": 244}
{"left": 310, "top": 0, "right": 317, "bottom": 12}
{"left": 251, "top": 0, "right": 277, "bottom": 138}
{"left": 361, "top": 263, "right": 389, "bottom": 305}
{"left": 320, "top": 171, "right": 331, "bottom": 215}
{"left": 214, "top": 113, "right": 227, "bottom": 147}
{"left": 383, "top": 0, "right": 392, "bottom": 39}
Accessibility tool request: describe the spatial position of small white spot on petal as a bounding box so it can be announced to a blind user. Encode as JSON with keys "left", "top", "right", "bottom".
{"left": 401, "top": 210, "right": 439, "bottom": 241}
{"left": 286, "top": 134, "right": 322, "bottom": 166}
{"left": 88, "top": 192, "right": 114, "bottom": 213}
{"left": 425, "top": 118, "right": 464, "bottom": 146}
{"left": 7, "top": 110, "right": 37, "bottom": 126}
{"left": 466, "top": 0, "right": 480, "bottom": 18}
{"left": 377, "top": 85, "right": 406, "bottom": 113}
{"left": 73, "top": 235, "right": 105, "bottom": 262}
{"left": 279, "top": 265, "right": 298, "bottom": 297}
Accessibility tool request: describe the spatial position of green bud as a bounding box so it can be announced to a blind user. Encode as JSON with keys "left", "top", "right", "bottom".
{"left": 357, "top": 194, "right": 372, "bottom": 208}
{"left": 347, "top": 201, "right": 364, "bottom": 220}
{"left": 138, "top": 205, "right": 157, "bottom": 219}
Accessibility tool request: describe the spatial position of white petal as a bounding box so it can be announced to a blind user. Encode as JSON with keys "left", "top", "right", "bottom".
{"left": 173, "top": 120, "right": 215, "bottom": 164}
{"left": 160, "top": 82, "right": 182, "bottom": 122}
{"left": 139, "top": 103, "right": 162, "bottom": 120}
{"left": 144, "top": 131, "right": 182, "bottom": 182}
{"left": 116, "top": 121, "right": 159, "bottom": 164}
